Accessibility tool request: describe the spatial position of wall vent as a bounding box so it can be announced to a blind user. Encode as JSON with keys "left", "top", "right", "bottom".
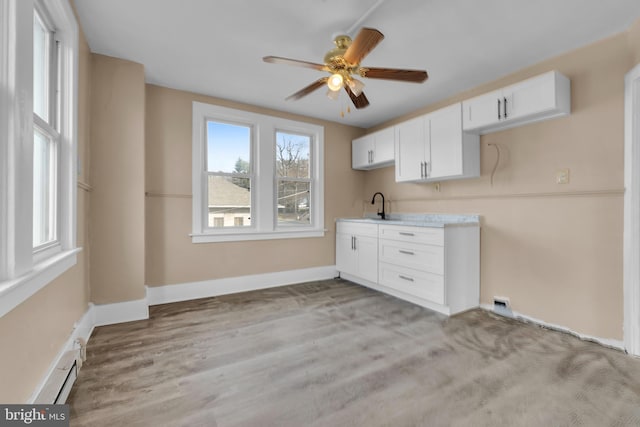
{"left": 493, "top": 296, "right": 513, "bottom": 318}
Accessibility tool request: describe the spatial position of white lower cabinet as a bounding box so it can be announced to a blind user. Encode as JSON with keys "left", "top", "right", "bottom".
{"left": 336, "top": 220, "right": 480, "bottom": 315}
{"left": 336, "top": 222, "right": 378, "bottom": 284}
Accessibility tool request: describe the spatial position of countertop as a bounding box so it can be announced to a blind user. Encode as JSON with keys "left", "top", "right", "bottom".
{"left": 337, "top": 213, "right": 480, "bottom": 228}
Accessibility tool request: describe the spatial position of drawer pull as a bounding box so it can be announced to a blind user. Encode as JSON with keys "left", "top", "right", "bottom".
{"left": 399, "top": 232, "right": 415, "bottom": 236}
{"left": 399, "top": 250, "right": 415, "bottom": 255}
{"left": 398, "top": 275, "right": 414, "bottom": 282}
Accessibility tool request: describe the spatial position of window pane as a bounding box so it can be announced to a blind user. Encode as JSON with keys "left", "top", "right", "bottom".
{"left": 207, "top": 121, "right": 250, "bottom": 174}
{"left": 208, "top": 175, "right": 251, "bottom": 228}
{"left": 277, "top": 180, "right": 310, "bottom": 226}
{"left": 33, "top": 129, "right": 57, "bottom": 246}
{"left": 276, "top": 132, "right": 310, "bottom": 178}
{"left": 33, "top": 12, "right": 49, "bottom": 121}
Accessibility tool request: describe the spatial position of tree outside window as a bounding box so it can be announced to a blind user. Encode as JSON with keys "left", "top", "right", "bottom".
{"left": 276, "top": 132, "right": 311, "bottom": 226}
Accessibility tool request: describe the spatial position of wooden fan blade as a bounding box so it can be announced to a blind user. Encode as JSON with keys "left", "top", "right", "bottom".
{"left": 286, "top": 78, "right": 329, "bottom": 101}
{"left": 263, "top": 56, "right": 328, "bottom": 71}
{"left": 343, "top": 28, "right": 384, "bottom": 66}
{"left": 344, "top": 86, "right": 370, "bottom": 109}
{"left": 360, "top": 67, "right": 428, "bottom": 83}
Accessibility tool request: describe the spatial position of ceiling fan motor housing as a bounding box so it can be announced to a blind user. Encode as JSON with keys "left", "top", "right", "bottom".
{"left": 323, "top": 35, "right": 352, "bottom": 64}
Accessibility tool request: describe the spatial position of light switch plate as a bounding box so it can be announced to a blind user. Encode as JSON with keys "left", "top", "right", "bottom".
{"left": 556, "top": 168, "right": 570, "bottom": 184}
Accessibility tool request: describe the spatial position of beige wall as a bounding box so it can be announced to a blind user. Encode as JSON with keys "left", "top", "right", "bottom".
{"left": 629, "top": 18, "right": 640, "bottom": 65}
{"left": 0, "top": 21, "right": 92, "bottom": 403}
{"left": 362, "top": 32, "right": 635, "bottom": 340}
{"left": 89, "top": 55, "right": 146, "bottom": 303}
{"left": 145, "top": 85, "right": 365, "bottom": 286}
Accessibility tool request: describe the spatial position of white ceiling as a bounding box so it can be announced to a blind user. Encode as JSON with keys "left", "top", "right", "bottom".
{"left": 74, "top": 0, "right": 640, "bottom": 129}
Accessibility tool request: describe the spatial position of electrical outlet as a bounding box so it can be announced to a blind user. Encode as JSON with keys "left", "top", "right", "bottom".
{"left": 556, "top": 168, "right": 570, "bottom": 184}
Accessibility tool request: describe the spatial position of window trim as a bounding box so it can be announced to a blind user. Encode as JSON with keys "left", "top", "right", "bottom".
{"left": 192, "top": 101, "right": 325, "bottom": 243}
{"left": 0, "top": 0, "right": 79, "bottom": 318}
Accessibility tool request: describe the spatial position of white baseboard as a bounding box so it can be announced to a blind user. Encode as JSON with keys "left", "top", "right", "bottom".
{"left": 147, "top": 265, "right": 338, "bottom": 306}
{"left": 92, "top": 298, "right": 150, "bottom": 327}
{"left": 480, "top": 304, "right": 625, "bottom": 351}
{"left": 28, "top": 305, "right": 95, "bottom": 404}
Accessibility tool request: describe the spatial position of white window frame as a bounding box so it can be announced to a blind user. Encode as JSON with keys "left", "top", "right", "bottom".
{"left": 0, "top": 0, "right": 79, "bottom": 318}
{"left": 192, "top": 102, "right": 325, "bottom": 243}
{"left": 33, "top": 4, "right": 61, "bottom": 259}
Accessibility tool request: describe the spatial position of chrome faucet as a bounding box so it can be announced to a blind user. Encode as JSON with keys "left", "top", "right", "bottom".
{"left": 371, "top": 192, "right": 385, "bottom": 220}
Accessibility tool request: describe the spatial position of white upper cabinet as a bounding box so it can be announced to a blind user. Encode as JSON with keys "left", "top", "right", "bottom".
{"left": 395, "top": 115, "right": 428, "bottom": 182}
{"left": 395, "top": 103, "right": 479, "bottom": 183}
{"left": 352, "top": 126, "right": 395, "bottom": 170}
{"left": 462, "top": 70, "right": 571, "bottom": 134}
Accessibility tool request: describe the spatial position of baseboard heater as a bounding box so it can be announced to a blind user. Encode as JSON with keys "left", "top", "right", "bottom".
{"left": 34, "top": 350, "right": 79, "bottom": 404}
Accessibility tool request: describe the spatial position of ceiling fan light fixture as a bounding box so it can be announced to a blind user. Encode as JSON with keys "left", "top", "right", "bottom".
{"left": 347, "top": 78, "right": 365, "bottom": 96}
{"left": 327, "top": 73, "right": 344, "bottom": 91}
{"left": 326, "top": 89, "right": 340, "bottom": 100}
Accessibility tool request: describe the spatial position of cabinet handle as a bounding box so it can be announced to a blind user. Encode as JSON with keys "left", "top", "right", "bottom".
{"left": 498, "top": 99, "right": 501, "bottom": 120}
{"left": 399, "top": 250, "right": 415, "bottom": 255}
{"left": 351, "top": 236, "right": 354, "bottom": 250}
{"left": 370, "top": 150, "right": 374, "bottom": 163}
{"left": 503, "top": 97, "right": 508, "bottom": 119}
{"left": 399, "top": 232, "right": 415, "bottom": 236}
{"left": 353, "top": 236, "right": 357, "bottom": 251}
{"left": 399, "top": 275, "right": 415, "bottom": 282}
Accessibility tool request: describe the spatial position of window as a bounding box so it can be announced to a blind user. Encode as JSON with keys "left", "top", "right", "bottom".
{"left": 206, "top": 121, "right": 252, "bottom": 229}
{"left": 0, "top": 0, "right": 79, "bottom": 317}
{"left": 33, "top": 8, "right": 60, "bottom": 252}
{"left": 192, "top": 102, "right": 324, "bottom": 243}
{"left": 276, "top": 131, "right": 311, "bottom": 227}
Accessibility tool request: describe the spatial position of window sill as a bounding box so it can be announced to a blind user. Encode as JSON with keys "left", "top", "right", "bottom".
{"left": 0, "top": 248, "right": 81, "bottom": 318}
{"left": 191, "top": 229, "right": 326, "bottom": 243}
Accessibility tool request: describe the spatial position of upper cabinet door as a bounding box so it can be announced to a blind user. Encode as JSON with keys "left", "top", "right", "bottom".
{"left": 373, "top": 126, "right": 395, "bottom": 165}
{"left": 352, "top": 135, "right": 374, "bottom": 169}
{"left": 429, "top": 103, "right": 463, "bottom": 179}
{"left": 462, "top": 88, "right": 503, "bottom": 131}
{"left": 395, "top": 115, "right": 427, "bottom": 182}
{"left": 506, "top": 72, "right": 565, "bottom": 121}
{"left": 351, "top": 127, "right": 395, "bottom": 170}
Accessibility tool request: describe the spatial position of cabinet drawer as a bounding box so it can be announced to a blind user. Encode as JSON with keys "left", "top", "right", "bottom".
{"left": 379, "top": 239, "right": 444, "bottom": 275}
{"left": 379, "top": 224, "right": 444, "bottom": 246}
{"left": 379, "top": 262, "right": 445, "bottom": 305}
{"left": 337, "top": 221, "right": 378, "bottom": 237}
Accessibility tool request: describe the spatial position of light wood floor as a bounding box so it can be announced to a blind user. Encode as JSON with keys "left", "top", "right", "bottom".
{"left": 68, "top": 279, "right": 640, "bottom": 426}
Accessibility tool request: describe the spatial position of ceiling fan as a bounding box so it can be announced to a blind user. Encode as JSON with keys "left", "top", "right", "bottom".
{"left": 263, "top": 27, "right": 428, "bottom": 110}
